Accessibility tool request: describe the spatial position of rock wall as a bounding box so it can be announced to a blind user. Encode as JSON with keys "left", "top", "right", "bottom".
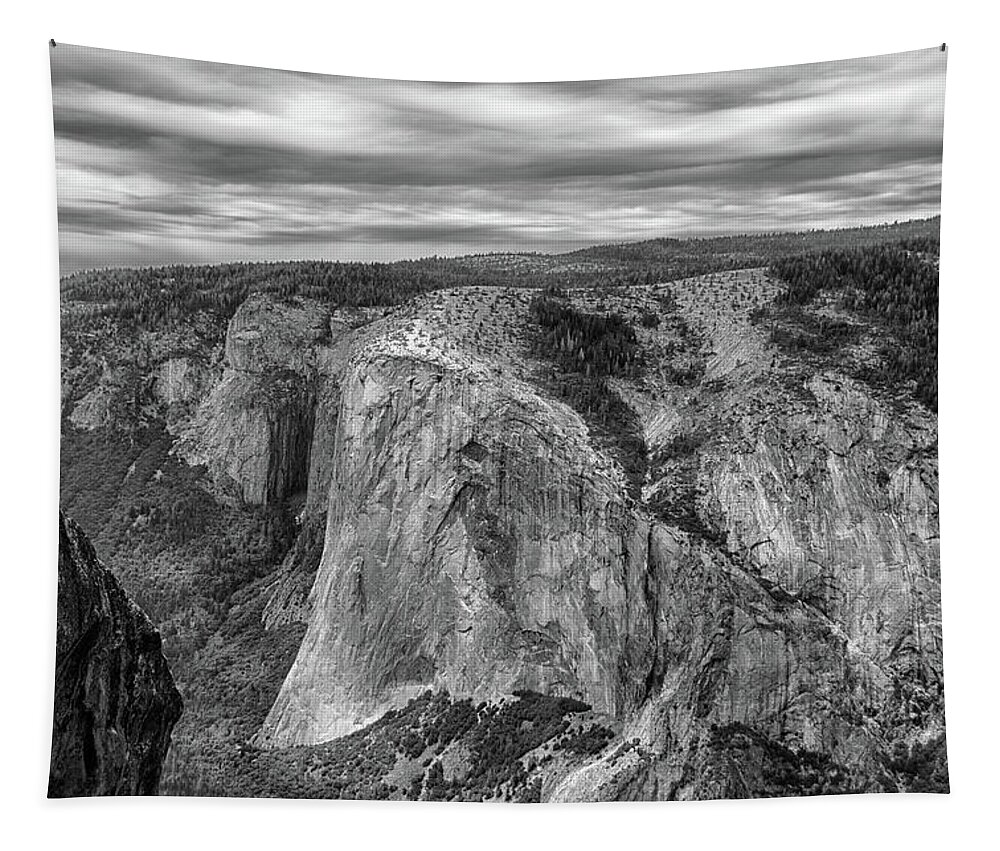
{"left": 258, "top": 352, "right": 656, "bottom": 745}
{"left": 254, "top": 283, "right": 944, "bottom": 799}
{"left": 550, "top": 528, "right": 896, "bottom": 801}
{"left": 705, "top": 373, "right": 941, "bottom": 682}
{"left": 176, "top": 295, "right": 331, "bottom": 506}
{"left": 152, "top": 357, "right": 212, "bottom": 405}
{"left": 49, "top": 513, "right": 182, "bottom": 797}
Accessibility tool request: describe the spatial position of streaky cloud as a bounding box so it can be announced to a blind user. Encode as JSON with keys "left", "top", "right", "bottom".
{"left": 51, "top": 43, "right": 947, "bottom": 273}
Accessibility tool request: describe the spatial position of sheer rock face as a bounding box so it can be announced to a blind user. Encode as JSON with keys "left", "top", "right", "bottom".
{"left": 49, "top": 513, "right": 182, "bottom": 797}
{"left": 303, "top": 326, "right": 355, "bottom": 519}
{"left": 550, "top": 529, "right": 899, "bottom": 801}
{"left": 704, "top": 373, "right": 941, "bottom": 680}
{"left": 549, "top": 280, "right": 942, "bottom": 800}
{"left": 175, "top": 295, "right": 333, "bottom": 505}
{"left": 250, "top": 279, "right": 942, "bottom": 799}
{"left": 258, "top": 352, "right": 657, "bottom": 745}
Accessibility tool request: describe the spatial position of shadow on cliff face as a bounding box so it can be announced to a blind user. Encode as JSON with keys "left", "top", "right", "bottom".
{"left": 49, "top": 512, "right": 183, "bottom": 797}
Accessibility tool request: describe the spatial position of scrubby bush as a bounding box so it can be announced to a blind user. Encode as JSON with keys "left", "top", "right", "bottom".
{"left": 205, "top": 689, "right": 606, "bottom": 801}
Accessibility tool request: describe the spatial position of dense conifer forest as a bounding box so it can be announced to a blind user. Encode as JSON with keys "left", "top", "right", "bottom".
{"left": 530, "top": 293, "right": 642, "bottom": 379}
{"left": 529, "top": 292, "right": 647, "bottom": 499}
{"left": 769, "top": 236, "right": 939, "bottom": 409}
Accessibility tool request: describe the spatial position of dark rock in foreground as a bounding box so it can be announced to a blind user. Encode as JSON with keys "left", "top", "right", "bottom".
{"left": 49, "top": 512, "right": 182, "bottom": 797}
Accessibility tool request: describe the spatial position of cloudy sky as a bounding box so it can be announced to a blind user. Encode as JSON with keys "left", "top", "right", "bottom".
{"left": 51, "top": 44, "right": 946, "bottom": 273}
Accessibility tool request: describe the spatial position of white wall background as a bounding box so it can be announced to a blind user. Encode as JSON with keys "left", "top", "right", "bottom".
{"left": 1, "top": 2, "right": 995, "bottom": 849}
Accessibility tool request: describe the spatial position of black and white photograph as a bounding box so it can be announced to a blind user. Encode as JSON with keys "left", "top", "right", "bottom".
{"left": 44, "top": 40, "right": 950, "bottom": 804}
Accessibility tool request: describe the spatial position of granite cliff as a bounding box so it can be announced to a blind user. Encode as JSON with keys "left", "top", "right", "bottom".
{"left": 248, "top": 272, "right": 943, "bottom": 799}
{"left": 259, "top": 340, "right": 653, "bottom": 743}
{"left": 175, "top": 294, "right": 332, "bottom": 506}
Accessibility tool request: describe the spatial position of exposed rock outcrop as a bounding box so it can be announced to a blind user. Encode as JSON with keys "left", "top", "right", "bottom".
{"left": 258, "top": 349, "right": 655, "bottom": 744}
{"left": 152, "top": 356, "right": 213, "bottom": 409}
{"left": 175, "top": 295, "right": 332, "bottom": 505}
{"left": 256, "top": 275, "right": 944, "bottom": 799}
{"left": 49, "top": 512, "right": 182, "bottom": 797}
{"left": 174, "top": 297, "right": 358, "bottom": 629}
{"left": 261, "top": 514, "right": 328, "bottom": 630}
{"left": 68, "top": 383, "right": 114, "bottom": 431}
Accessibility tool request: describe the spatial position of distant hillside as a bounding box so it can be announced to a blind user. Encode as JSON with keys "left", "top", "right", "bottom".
{"left": 566, "top": 217, "right": 940, "bottom": 264}
{"left": 60, "top": 218, "right": 940, "bottom": 336}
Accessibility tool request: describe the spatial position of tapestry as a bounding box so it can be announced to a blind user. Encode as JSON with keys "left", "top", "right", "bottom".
{"left": 49, "top": 43, "right": 947, "bottom": 800}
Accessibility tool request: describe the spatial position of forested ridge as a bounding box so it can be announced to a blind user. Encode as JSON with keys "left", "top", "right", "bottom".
{"left": 60, "top": 218, "right": 940, "bottom": 334}
{"left": 567, "top": 217, "right": 939, "bottom": 266}
{"left": 768, "top": 236, "right": 939, "bottom": 409}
